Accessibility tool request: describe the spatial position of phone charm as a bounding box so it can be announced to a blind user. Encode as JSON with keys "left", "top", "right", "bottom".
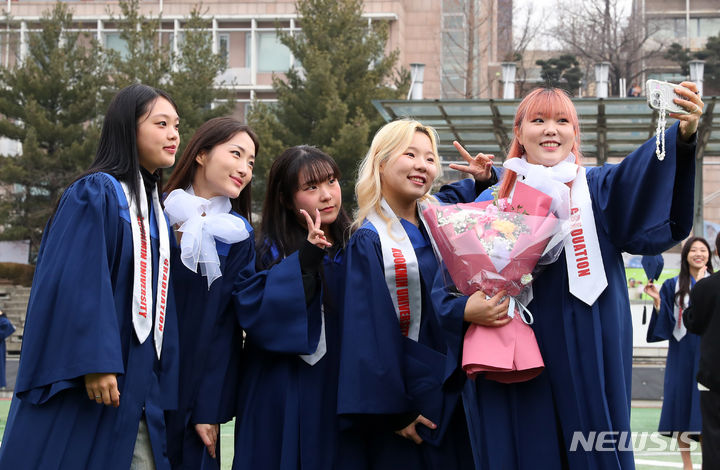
{"left": 654, "top": 100, "right": 667, "bottom": 161}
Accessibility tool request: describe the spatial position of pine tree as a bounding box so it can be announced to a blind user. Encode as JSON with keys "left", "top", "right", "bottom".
{"left": 0, "top": 3, "right": 108, "bottom": 257}
{"left": 248, "top": 0, "right": 409, "bottom": 209}
{"left": 107, "top": 0, "right": 172, "bottom": 90}
{"left": 665, "top": 36, "right": 720, "bottom": 96}
{"left": 165, "top": 6, "right": 235, "bottom": 155}
{"left": 536, "top": 54, "right": 582, "bottom": 95}
{"left": 111, "top": 0, "right": 236, "bottom": 158}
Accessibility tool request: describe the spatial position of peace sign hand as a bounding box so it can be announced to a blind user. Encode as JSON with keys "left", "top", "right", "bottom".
{"left": 449, "top": 141, "right": 495, "bottom": 182}
{"left": 300, "top": 208, "right": 332, "bottom": 249}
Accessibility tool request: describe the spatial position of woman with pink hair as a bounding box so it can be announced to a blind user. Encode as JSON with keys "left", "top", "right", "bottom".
{"left": 436, "top": 84, "right": 703, "bottom": 469}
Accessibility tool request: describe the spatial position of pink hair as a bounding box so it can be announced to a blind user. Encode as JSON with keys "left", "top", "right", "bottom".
{"left": 498, "top": 88, "right": 583, "bottom": 198}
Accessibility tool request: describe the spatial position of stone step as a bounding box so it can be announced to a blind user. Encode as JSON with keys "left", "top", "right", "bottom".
{"left": 0, "top": 300, "right": 29, "bottom": 309}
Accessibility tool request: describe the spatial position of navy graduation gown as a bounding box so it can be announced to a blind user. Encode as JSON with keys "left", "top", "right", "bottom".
{"left": 468, "top": 122, "right": 694, "bottom": 469}
{"left": 431, "top": 266, "right": 565, "bottom": 470}
{"left": 165, "top": 213, "right": 253, "bottom": 470}
{"left": 338, "top": 219, "right": 473, "bottom": 470}
{"left": 646, "top": 276, "right": 702, "bottom": 436}
{"left": 0, "top": 315, "right": 14, "bottom": 388}
{"left": 232, "top": 249, "right": 344, "bottom": 470}
{"left": 0, "top": 173, "right": 179, "bottom": 470}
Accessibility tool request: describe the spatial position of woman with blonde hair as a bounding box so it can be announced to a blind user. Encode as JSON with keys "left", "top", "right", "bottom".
{"left": 437, "top": 84, "right": 704, "bottom": 469}
{"left": 337, "top": 119, "right": 492, "bottom": 469}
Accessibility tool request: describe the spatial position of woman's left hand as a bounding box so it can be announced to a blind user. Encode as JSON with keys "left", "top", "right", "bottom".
{"left": 449, "top": 141, "right": 495, "bottom": 182}
{"left": 672, "top": 81, "right": 704, "bottom": 141}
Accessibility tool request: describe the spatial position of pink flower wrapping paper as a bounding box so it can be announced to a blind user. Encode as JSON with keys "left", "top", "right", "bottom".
{"left": 423, "top": 182, "right": 564, "bottom": 383}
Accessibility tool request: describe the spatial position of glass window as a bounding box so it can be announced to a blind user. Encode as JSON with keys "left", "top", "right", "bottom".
{"left": 443, "top": 14, "right": 464, "bottom": 30}
{"left": 648, "top": 19, "right": 672, "bottom": 40}
{"left": 218, "top": 33, "right": 230, "bottom": 67}
{"left": 443, "top": 0, "right": 465, "bottom": 14}
{"left": 246, "top": 31, "right": 290, "bottom": 73}
{"left": 699, "top": 17, "right": 720, "bottom": 38}
{"left": 105, "top": 32, "right": 128, "bottom": 59}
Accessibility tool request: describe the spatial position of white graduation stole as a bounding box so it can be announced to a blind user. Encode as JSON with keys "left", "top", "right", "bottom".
{"left": 563, "top": 167, "right": 607, "bottom": 306}
{"left": 121, "top": 173, "right": 170, "bottom": 359}
{"left": 366, "top": 198, "right": 432, "bottom": 341}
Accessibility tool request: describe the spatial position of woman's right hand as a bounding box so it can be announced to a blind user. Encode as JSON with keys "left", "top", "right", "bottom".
{"left": 395, "top": 414, "right": 437, "bottom": 444}
{"left": 84, "top": 372, "right": 120, "bottom": 407}
{"left": 300, "top": 208, "right": 332, "bottom": 249}
{"left": 463, "top": 290, "right": 513, "bottom": 327}
{"left": 643, "top": 282, "right": 661, "bottom": 310}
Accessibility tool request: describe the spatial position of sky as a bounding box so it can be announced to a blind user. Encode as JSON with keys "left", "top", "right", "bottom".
{"left": 513, "top": 0, "right": 635, "bottom": 50}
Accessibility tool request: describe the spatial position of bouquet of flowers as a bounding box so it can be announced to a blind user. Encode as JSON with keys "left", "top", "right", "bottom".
{"left": 423, "top": 182, "right": 566, "bottom": 383}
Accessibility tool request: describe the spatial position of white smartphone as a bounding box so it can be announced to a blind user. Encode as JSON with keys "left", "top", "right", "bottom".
{"left": 646, "top": 79, "right": 690, "bottom": 115}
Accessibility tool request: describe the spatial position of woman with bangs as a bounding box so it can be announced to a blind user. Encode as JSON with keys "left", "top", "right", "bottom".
{"left": 231, "top": 145, "right": 352, "bottom": 470}
{"left": 441, "top": 85, "right": 703, "bottom": 469}
{"left": 161, "top": 117, "right": 259, "bottom": 469}
{"left": 337, "top": 119, "right": 496, "bottom": 469}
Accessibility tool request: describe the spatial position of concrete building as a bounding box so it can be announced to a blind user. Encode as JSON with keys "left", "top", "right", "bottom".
{"left": 639, "top": 0, "right": 720, "bottom": 93}
{"left": 0, "top": 0, "right": 514, "bottom": 114}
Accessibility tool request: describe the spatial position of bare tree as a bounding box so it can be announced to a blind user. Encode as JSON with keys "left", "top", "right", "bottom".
{"left": 440, "top": 0, "right": 540, "bottom": 99}
{"left": 548, "top": 0, "right": 666, "bottom": 96}
{"left": 508, "top": 1, "right": 542, "bottom": 97}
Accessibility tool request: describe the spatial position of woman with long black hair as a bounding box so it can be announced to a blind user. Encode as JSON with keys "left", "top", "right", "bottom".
{"left": 0, "top": 83, "right": 181, "bottom": 470}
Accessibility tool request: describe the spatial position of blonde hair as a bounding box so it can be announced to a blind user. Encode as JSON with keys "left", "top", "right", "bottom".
{"left": 352, "top": 119, "right": 441, "bottom": 231}
{"left": 499, "top": 87, "right": 582, "bottom": 198}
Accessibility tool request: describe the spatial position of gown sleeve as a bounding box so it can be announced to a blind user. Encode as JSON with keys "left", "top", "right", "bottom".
{"left": 430, "top": 263, "right": 467, "bottom": 373}
{"left": 587, "top": 122, "right": 695, "bottom": 254}
{"left": 14, "top": 173, "right": 125, "bottom": 404}
{"left": 233, "top": 251, "right": 322, "bottom": 355}
{"left": 193, "top": 226, "right": 255, "bottom": 424}
{"left": 337, "top": 228, "right": 415, "bottom": 418}
{"left": 646, "top": 278, "right": 677, "bottom": 342}
{"left": 434, "top": 169, "right": 499, "bottom": 204}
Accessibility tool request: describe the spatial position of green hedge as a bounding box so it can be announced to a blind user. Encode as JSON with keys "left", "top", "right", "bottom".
{"left": 0, "top": 263, "right": 35, "bottom": 286}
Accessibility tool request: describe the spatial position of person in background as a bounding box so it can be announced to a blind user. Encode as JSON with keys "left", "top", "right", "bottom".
{"left": 684, "top": 232, "right": 720, "bottom": 470}
{"left": 0, "top": 309, "right": 15, "bottom": 389}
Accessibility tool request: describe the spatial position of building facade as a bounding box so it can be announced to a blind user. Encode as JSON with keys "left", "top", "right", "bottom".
{"left": 0, "top": 0, "right": 514, "bottom": 114}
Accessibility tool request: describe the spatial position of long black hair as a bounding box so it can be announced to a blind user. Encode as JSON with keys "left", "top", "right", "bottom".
{"left": 257, "top": 145, "right": 351, "bottom": 269}
{"left": 164, "top": 117, "right": 259, "bottom": 221}
{"left": 676, "top": 236, "right": 714, "bottom": 307}
{"left": 77, "top": 83, "right": 177, "bottom": 207}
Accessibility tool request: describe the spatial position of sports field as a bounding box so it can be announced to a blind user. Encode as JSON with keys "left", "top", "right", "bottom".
{"left": 0, "top": 400, "right": 702, "bottom": 469}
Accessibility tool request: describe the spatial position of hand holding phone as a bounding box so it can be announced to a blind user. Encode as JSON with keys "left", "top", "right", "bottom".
{"left": 646, "top": 79, "right": 691, "bottom": 115}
